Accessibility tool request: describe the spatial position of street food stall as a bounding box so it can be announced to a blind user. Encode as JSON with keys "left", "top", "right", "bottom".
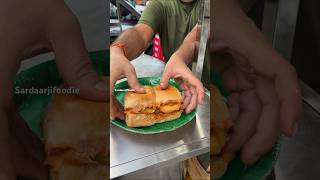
{"left": 109, "top": 0, "right": 211, "bottom": 179}
{"left": 110, "top": 55, "right": 210, "bottom": 179}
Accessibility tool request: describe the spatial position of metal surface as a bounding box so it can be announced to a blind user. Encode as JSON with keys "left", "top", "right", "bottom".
{"left": 275, "top": 101, "right": 320, "bottom": 180}
{"left": 110, "top": 55, "right": 210, "bottom": 179}
{"left": 194, "top": 0, "right": 210, "bottom": 79}
{"left": 271, "top": 0, "right": 320, "bottom": 115}
{"left": 272, "top": 0, "right": 300, "bottom": 61}
{"left": 300, "top": 81, "right": 320, "bottom": 116}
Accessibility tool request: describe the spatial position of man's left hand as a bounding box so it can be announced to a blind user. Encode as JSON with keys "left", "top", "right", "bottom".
{"left": 160, "top": 56, "right": 204, "bottom": 114}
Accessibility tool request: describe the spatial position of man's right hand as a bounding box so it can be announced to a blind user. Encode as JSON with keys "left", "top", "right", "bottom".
{"left": 110, "top": 47, "right": 145, "bottom": 120}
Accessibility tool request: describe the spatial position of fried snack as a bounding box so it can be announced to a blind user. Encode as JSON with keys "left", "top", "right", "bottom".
{"left": 211, "top": 153, "right": 235, "bottom": 180}
{"left": 43, "top": 77, "right": 109, "bottom": 180}
{"left": 124, "top": 85, "right": 183, "bottom": 127}
{"left": 211, "top": 84, "right": 234, "bottom": 179}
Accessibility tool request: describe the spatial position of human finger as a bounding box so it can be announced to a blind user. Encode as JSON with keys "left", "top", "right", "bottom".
{"left": 226, "top": 89, "right": 261, "bottom": 152}
{"left": 48, "top": 5, "right": 106, "bottom": 101}
{"left": 178, "top": 69, "right": 204, "bottom": 104}
{"left": 232, "top": 40, "right": 301, "bottom": 137}
{"left": 227, "top": 92, "right": 240, "bottom": 121}
{"left": 160, "top": 68, "right": 172, "bottom": 90}
{"left": 180, "top": 83, "right": 191, "bottom": 110}
{"left": 124, "top": 65, "right": 145, "bottom": 93}
{"left": 240, "top": 77, "right": 280, "bottom": 165}
{"left": 185, "top": 86, "right": 198, "bottom": 114}
{"left": 110, "top": 96, "right": 124, "bottom": 120}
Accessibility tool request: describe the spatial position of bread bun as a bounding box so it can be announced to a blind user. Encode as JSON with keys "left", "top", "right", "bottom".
{"left": 124, "top": 85, "right": 183, "bottom": 127}
{"left": 43, "top": 77, "right": 109, "bottom": 180}
{"left": 210, "top": 84, "right": 234, "bottom": 179}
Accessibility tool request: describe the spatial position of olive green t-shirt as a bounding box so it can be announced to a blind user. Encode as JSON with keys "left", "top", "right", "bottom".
{"left": 138, "top": 0, "right": 201, "bottom": 61}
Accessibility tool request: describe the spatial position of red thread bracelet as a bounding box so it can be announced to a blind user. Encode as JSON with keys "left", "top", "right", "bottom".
{"left": 111, "top": 43, "right": 128, "bottom": 58}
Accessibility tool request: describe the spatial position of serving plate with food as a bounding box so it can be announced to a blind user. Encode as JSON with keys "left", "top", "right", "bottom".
{"left": 111, "top": 77, "right": 196, "bottom": 134}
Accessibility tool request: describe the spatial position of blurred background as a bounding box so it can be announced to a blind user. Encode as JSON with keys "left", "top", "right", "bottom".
{"left": 248, "top": 0, "right": 320, "bottom": 179}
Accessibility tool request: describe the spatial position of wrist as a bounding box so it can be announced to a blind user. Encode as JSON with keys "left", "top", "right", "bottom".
{"left": 170, "top": 53, "right": 185, "bottom": 64}
{"left": 111, "top": 47, "right": 127, "bottom": 60}
{"left": 111, "top": 43, "right": 128, "bottom": 58}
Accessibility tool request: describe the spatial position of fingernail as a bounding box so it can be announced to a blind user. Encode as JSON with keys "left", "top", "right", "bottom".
{"left": 139, "top": 87, "right": 146, "bottom": 93}
{"left": 292, "top": 122, "right": 299, "bottom": 136}
{"left": 95, "top": 81, "right": 107, "bottom": 92}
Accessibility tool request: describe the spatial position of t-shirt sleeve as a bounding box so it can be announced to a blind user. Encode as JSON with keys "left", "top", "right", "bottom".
{"left": 138, "top": 0, "right": 163, "bottom": 32}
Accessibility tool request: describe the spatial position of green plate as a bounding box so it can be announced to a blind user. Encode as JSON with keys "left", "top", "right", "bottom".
{"left": 13, "top": 50, "right": 109, "bottom": 139}
{"left": 111, "top": 77, "right": 196, "bottom": 134}
{"left": 212, "top": 71, "right": 281, "bottom": 180}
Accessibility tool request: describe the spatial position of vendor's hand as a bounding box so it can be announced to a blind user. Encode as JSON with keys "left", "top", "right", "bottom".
{"left": 0, "top": 0, "right": 108, "bottom": 179}
{"left": 217, "top": 57, "right": 281, "bottom": 166}
{"left": 212, "top": 0, "right": 302, "bottom": 165}
{"left": 110, "top": 47, "right": 145, "bottom": 120}
{"left": 160, "top": 55, "right": 204, "bottom": 114}
{"left": 0, "top": 0, "right": 107, "bottom": 102}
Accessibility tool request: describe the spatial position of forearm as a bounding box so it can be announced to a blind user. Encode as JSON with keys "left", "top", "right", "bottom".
{"left": 113, "top": 0, "right": 257, "bottom": 62}
{"left": 172, "top": 25, "right": 201, "bottom": 65}
{"left": 112, "top": 25, "right": 153, "bottom": 60}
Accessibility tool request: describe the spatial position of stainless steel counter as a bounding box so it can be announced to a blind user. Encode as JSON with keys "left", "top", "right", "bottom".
{"left": 110, "top": 55, "right": 210, "bottom": 179}
{"left": 110, "top": 92, "right": 210, "bottom": 179}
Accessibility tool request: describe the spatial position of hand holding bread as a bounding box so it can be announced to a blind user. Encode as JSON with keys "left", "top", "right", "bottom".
{"left": 161, "top": 56, "right": 205, "bottom": 114}
{"left": 110, "top": 48, "right": 145, "bottom": 120}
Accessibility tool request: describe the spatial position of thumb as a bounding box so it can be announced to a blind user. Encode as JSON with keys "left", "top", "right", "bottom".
{"left": 160, "top": 68, "right": 171, "bottom": 89}
{"left": 124, "top": 65, "right": 145, "bottom": 93}
{"left": 47, "top": 5, "right": 107, "bottom": 101}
